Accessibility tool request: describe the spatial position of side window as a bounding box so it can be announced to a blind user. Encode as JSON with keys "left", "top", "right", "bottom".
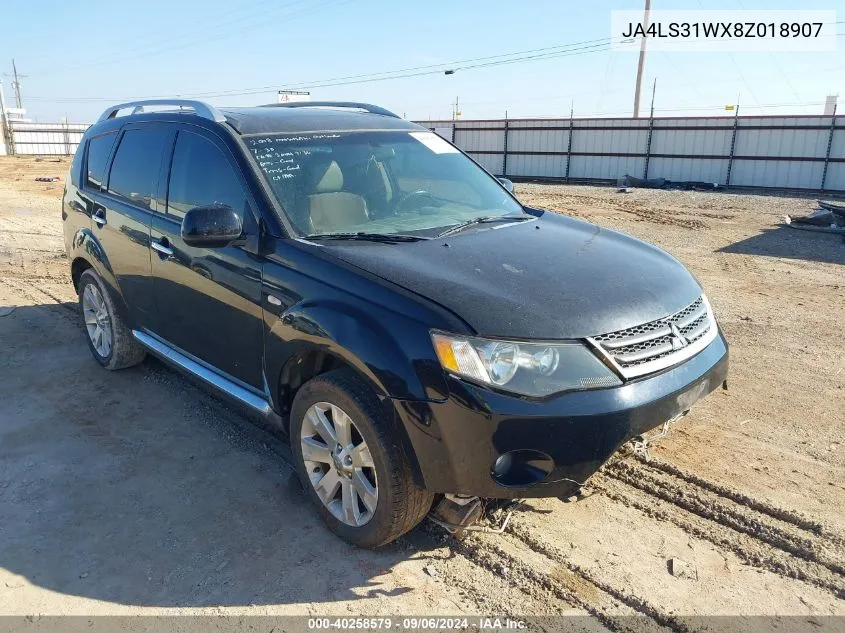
{"left": 167, "top": 131, "right": 248, "bottom": 219}
{"left": 107, "top": 127, "right": 170, "bottom": 209}
{"left": 85, "top": 132, "right": 116, "bottom": 190}
{"left": 70, "top": 139, "right": 84, "bottom": 187}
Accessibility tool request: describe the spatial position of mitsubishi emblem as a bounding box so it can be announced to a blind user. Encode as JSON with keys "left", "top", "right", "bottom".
{"left": 670, "top": 323, "right": 689, "bottom": 351}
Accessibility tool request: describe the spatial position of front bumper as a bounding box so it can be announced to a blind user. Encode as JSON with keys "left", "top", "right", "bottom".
{"left": 395, "top": 332, "right": 728, "bottom": 499}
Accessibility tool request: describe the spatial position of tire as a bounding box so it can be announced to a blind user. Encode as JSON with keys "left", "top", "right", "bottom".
{"left": 78, "top": 269, "right": 146, "bottom": 370}
{"left": 290, "top": 369, "right": 434, "bottom": 548}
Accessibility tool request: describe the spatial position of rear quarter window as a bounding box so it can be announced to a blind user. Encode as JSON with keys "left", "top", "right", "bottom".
{"left": 69, "top": 140, "right": 84, "bottom": 187}
{"left": 85, "top": 132, "right": 117, "bottom": 190}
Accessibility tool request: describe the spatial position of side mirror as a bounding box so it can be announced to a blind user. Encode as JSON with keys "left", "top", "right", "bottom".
{"left": 498, "top": 177, "right": 514, "bottom": 193}
{"left": 181, "top": 204, "right": 242, "bottom": 248}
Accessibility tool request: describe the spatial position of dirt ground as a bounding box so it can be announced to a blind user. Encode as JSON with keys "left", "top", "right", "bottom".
{"left": 1, "top": 156, "right": 843, "bottom": 622}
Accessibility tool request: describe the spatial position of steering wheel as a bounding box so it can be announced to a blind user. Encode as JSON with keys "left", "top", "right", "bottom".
{"left": 394, "top": 189, "right": 436, "bottom": 214}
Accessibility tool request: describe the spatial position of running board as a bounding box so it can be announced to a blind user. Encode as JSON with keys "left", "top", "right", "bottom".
{"left": 132, "top": 330, "right": 273, "bottom": 416}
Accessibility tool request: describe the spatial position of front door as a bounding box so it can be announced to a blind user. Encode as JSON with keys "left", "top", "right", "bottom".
{"left": 150, "top": 126, "right": 264, "bottom": 389}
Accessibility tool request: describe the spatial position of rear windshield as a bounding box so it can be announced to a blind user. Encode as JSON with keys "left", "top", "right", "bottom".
{"left": 245, "top": 131, "right": 522, "bottom": 237}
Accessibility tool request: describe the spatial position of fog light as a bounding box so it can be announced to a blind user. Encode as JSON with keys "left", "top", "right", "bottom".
{"left": 493, "top": 453, "right": 514, "bottom": 478}
{"left": 491, "top": 449, "right": 554, "bottom": 487}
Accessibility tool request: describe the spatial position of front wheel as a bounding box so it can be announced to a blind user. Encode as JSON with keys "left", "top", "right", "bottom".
{"left": 290, "top": 369, "right": 434, "bottom": 548}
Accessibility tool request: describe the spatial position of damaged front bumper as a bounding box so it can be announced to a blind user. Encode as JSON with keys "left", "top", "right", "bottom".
{"left": 395, "top": 331, "right": 729, "bottom": 499}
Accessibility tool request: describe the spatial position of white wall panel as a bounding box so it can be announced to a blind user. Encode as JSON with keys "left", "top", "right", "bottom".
{"left": 828, "top": 128, "right": 845, "bottom": 159}
{"left": 509, "top": 120, "right": 570, "bottom": 129}
{"left": 740, "top": 117, "right": 828, "bottom": 128}
{"left": 571, "top": 129, "right": 648, "bottom": 154}
{"left": 8, "top": 122, "right": 88, "bottom": 156}
{"left": 730, "top": 160, "right": 823, "bottom": 189}
{"left": 647, "top": 157, "right": 727, "bottom": 183}
{"left": 823, "top": 163, "right": 845, "bottom": 191}
{"left": 507, "top": 129, "right": 569, "bottom": 153}
{"left": 467, "top": 152, "right": 503, "bottom": 175}
{"left": 455, "top": 129, "right": 504, "bottom": 152}
{"left": 430, "top": 126, "right": 453, "bottom": 140}
{"left": 507, "top": 154, "right": 567, "bottom": 178}
{"left": 569, "top": 155, "right": 645, "bottom": 180}
{"left": 650, "top": 129, "right": 732, "bottom": 156}
{"left": 734, "top": 128, "right": 829, "bottom": 158}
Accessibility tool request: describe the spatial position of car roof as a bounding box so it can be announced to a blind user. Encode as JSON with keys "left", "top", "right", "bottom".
{"left": 220, "top": 106, "right": 423, "bottom": 136}
{"left": 88, "top": 100, "right": 425, "bottom": 137}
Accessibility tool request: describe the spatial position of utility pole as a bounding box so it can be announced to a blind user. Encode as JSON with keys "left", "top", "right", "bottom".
{"left": 632, "top": 0, "right": 651, "bottom": 118}
{"left": 11, "top": 59, "right": 25, "bottom": 108}
{"left": 649, "top": 77, "right": 657, "bottom": 117}
{"left": 2, "top": 59, "right": 28, "bottom": 109}
{"left": 452, "top": 96, "right": 460, "bottom": 120}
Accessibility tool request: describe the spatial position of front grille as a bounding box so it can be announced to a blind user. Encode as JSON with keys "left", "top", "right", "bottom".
{"left": 590, "top": 296, "right": 715, "bottom": 378}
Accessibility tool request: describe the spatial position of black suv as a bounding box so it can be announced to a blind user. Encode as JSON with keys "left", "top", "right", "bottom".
{"left": 63, "top": 100, "right": 728, "bottom": 547}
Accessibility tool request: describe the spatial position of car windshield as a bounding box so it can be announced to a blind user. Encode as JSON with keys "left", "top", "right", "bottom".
{"left": 245, "top": 130, "right": 525, "bottom": 238}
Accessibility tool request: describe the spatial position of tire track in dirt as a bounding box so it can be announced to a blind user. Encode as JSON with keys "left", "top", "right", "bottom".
{"left": 605, "top": 459, "right": 845, "bottom": 577}
{"left": 634, "top": 455, "right": 827, "bottom": 535}
{"left": 1, "top": 230, "right": 62, "bottom": 238}
{"left": 594, "top": 461, "right": 845, "bottom": 598}
{"left": 618, "top": 206, "right": 708, "bottom": 230}
{"left": 519, "top": 190, "right": 709, "bottom": 229}
{"left": 447, "top": 530, "right": 669, "bottom": 633}
{"left": 1, "top": 276, "right": 78, "bottom": 315}
{"left": 493, "top": 524, "right": 691, "bottom": 633}
{"left": 414, "top": 526, "right": 583, "bottom": 620}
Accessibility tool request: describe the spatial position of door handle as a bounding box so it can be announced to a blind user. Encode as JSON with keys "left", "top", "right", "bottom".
{"left": 92, "top": 209, "right": 107, "bottom": 226}
{"left": 151, "top": 240, "right": 174, "bottom": 257}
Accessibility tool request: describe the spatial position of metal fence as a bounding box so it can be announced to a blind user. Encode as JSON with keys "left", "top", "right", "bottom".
{"left": 416, "top": 114, "right": 845, "bottom": 193}
{"left": 0, "top": 121, "right": 89, "bottom": 156}
{"left": 2, "top": 114, "right": 843, "bottom": 192}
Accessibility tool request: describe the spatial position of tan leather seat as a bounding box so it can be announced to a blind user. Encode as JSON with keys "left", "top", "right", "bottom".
{"left": 308, "top": 160, "right": 368, "bottom": 233}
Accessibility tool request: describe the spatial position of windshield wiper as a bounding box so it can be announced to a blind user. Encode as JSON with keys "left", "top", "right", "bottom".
{"left": 304, "top": 232, "right": 431, "bottom": 243}
{"left": 437, "top": 213, "right": 533, "bottom": 238}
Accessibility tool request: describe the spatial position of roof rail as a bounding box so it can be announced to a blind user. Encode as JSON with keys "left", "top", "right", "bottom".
{"left": 97, "top": 99, "right": 227, "bottom": 123}
{"left": 260, "top": 101, "right": 400, "bottom": 118}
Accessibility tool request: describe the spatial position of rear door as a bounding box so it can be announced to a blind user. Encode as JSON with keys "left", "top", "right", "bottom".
{"left": 149, "top": 125, "right": 264, "bottom": 389}
{"left": 89, "top": 125, "right": 172, "bottom": 328}
{"left": 63, "top": 131, "right": 114, "bottom": 252}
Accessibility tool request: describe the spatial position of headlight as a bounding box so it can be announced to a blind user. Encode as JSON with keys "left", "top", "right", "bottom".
{"left": 431, "top": 331, "right": 622, "bottom": 397}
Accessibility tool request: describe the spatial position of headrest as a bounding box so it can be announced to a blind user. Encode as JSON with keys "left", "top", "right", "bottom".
{"left": 313, "top": 160, "right": 344, "bottom": 193}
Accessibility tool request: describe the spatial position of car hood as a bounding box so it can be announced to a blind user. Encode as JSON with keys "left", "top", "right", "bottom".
{"left": 318, "top": 211, "right": 703, "bottom": 339}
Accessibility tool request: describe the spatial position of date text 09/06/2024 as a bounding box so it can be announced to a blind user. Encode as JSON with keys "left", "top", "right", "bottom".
{"left": 307, "top": 617, "right": 527, "bottom": 630}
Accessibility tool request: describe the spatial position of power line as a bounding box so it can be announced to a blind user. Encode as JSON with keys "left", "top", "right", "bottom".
{"left": 185, "top": 37, "right": 620, "bottom": 97}
{"left": 26, "top": 37, "right": 633, "bottom": 103}
{"left": 27, "top": 25, "right": 845, "bottom": 105}
{"left": 22, "top": 25, "right": 845, "bottom": 109}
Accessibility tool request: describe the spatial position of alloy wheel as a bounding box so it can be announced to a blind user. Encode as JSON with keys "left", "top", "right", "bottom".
{"left": 82, "top": 283, "right": 112, "bottom": 358}
{"left": 300, "top": 402, "right": 378, "bottom": 527}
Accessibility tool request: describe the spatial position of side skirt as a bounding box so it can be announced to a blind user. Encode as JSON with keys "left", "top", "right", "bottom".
{"left": 132, "top": 330, "right": 273, "bottom": 416}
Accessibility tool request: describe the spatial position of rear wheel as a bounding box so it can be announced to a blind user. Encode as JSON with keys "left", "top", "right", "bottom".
{"left": 78, "top": 269, "right": 146, "bottom": 370}
{"left": 290, "top": 369, "right": 433, "bottom": 548}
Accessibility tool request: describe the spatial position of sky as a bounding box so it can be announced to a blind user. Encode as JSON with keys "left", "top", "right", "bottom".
{"left": 2, "top": 0, "right": 843, "bottom": 123}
